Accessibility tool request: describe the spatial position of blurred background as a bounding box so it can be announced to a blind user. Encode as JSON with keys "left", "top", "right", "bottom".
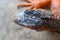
{"left": 0, "top": 0, "right": 60, "bottom": 40}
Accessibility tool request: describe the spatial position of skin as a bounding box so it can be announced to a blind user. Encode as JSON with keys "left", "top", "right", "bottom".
{"left": 18, "top": 0, "right": 51, "bottom": 10}
{"left": 17, "top": 0, "right": 60, "bottom": 33}
{"left": 51, "top": 0, "right": 60, "bottom": 17}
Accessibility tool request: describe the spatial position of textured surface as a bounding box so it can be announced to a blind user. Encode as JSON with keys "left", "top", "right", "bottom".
{"left": 0, "top": 0, "right": 60, "bottom": 40}
{"left": 14, "top": 9, "right": 42, "bottom": 27}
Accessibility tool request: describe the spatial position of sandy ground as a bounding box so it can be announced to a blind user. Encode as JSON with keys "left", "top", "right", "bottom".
{"left": 0, "top": 0, "right": 60, "bottom": 40}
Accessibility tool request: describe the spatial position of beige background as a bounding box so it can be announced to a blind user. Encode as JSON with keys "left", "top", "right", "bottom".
{"left": 0, "top": 0, "right": 60, "bottom": 40}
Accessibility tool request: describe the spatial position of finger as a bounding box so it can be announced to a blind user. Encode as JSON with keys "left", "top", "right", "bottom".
{"left": 26, "top": 0, "right": 33, "bottom": 3}
{"left": 51, "top": 0, "right": 60, "bottom": 17}
{"left": 18, "top": 3, "right": 32, "bottom": 7}
{"left": 27, "top": 6, "right": 34, "bottom": 9}
{"left": 33, "top": 7, "right": 37, "bottom": 10}
{"left": 51, "top": 0, "right": 60, "bottom": 10}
